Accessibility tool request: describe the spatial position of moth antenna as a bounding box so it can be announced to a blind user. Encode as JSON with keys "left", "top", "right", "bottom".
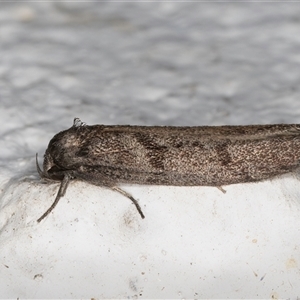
{"left": 73, "top": 117, "right": 86, "bottom": 127}
{"left": 36, "top": 153, "right": 45, "bottom": 178}
{"left": 111, "top": 186, "right": 145, "bottom": 219}
{"left": 37, "top": 173, "right": 71, "bottom": 222}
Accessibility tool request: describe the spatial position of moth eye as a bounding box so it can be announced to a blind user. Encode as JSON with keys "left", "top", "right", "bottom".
{"left": 47, "top": 165, "right": 65, "bottom": 180}
{"left": 76, "top": 148, "right": 89, "bottom": 157}
{"left": 48, "top": 165, "right": 61, "bottom": 173}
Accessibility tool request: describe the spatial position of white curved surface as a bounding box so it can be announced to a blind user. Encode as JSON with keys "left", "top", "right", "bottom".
{"left": 1, "top": 175, "right": 300, "bottom": 298}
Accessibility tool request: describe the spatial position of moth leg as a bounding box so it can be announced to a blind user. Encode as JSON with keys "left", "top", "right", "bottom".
{"left": 111, "top": 186, "right": 145, "bottom": 219}
{"left": 37, "top": 173, "right": 71, "bottom": 223}
{"left": 216, "top": 186, "right": 226, "bottom": 194}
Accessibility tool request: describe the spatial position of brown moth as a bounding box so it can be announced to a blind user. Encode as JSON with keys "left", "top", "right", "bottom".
{"left": 36, "top": 118, "right": 300, "bottom": 222}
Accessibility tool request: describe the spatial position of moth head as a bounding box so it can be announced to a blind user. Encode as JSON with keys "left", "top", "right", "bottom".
{"left": 36, "top": 118, "right": 85, "bottom": 181}
{"left": 36, "top": 150, "right": 66, "bottom": 181}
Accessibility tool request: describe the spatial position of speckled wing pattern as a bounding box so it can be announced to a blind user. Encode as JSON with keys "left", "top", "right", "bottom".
{"left": 36, "top": 120, "right": 300, "bottom": 222}
{"left": 50, "top": 123, "right": 300, "bottom": 186}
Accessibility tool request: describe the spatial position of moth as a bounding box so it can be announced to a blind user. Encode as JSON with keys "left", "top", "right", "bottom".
{"left": 36, "top": 118, "right": 300, "bottom": 222}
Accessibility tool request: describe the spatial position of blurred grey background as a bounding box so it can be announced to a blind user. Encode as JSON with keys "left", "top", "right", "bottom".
{"left": 1, "top": 2, "right": 300, "bottom": 164}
